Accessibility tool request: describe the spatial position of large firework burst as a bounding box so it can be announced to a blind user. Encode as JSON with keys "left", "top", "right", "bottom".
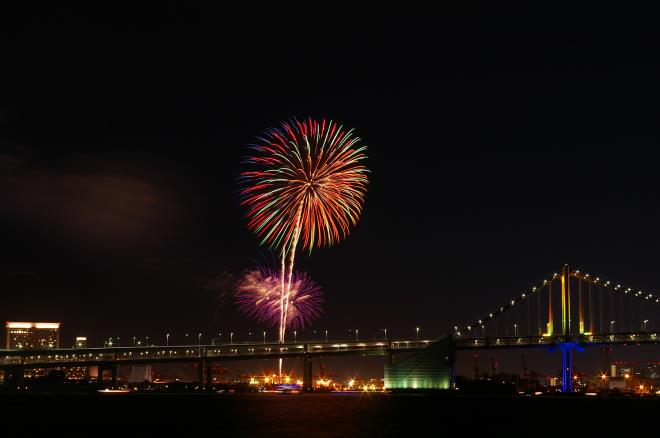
{"left": 239, "top": 118, "right": 369, "bottom": 254}
{"left": 238, "top": 117, "right": 368, "bottom": 344}
{"left": 235, "top": 267, "right": 323, "bottom": 330}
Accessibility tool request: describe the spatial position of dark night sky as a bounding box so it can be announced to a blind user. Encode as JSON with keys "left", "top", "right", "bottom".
{"left": 3, "top": 5, "right": 660, "bottom": 374}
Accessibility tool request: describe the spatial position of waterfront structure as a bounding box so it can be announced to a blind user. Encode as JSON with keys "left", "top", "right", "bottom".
{"left": 385, "top": 336, "right": 453, "bottom": 389}
{"left": 5, "top": 322, "right": 60, "bottom": 350}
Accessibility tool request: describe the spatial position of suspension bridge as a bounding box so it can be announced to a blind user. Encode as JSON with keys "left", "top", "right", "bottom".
{"left": 3, "top": 264, "right": 660, "bottom": 392}
{"left": 385, "top": 264, "right": 660, "bottom": 392}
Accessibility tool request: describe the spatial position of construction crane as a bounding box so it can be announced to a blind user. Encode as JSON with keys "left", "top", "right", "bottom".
{"left": 521, "top": 354, "right": 529, "bottom": 377}
{"left": 472, "top": 353, "right": 479, "bottom": 379}
{"left": 315, "top": 356, "right": 338, "bottom": 387}
{"left": 489, "top": 355, "right": 499, "bottom": 376}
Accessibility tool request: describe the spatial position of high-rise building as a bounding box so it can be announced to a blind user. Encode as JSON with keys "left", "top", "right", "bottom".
{"left": 65, "top": 337, "right": 90, "bottom": 380}
{"left": 5, "top": 322, "right": 60, "bottom": 349}
{"left": 643, "top": 362, "right": 660, "bottom": 379}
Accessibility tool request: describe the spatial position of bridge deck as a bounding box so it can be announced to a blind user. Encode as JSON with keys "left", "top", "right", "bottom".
{"left": 0, "top": 339, "right": 432, "bottom": 369}
{"left": 454, "top": 332, "right": 660, "bottom": 349}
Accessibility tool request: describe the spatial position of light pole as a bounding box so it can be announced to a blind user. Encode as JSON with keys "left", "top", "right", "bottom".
{"left": 294, "top": 330, "right": 297, "bottom": 343}
{"left": 610, "top": 321, "right": 616, "bottom": 334}
{"left": 146, "top": 336, "right": 149, "bottom": 346}
{"left": 381, "top": 328, "right": 387, "bottom": 339}
{"left": 325, "top": 330, "right": 328, "bottom": 342}
{"left": 416, "top": 327, "right": 420, "bottom": 342}
{"left": 230, "top": 332, "right": 234, "bottom": 345}
{"left": 166, "top": 333, "right": 170, "bottom": 346}
{"left": 514, "top": 324, "right": 518, "bottom": 337}
{"left": 133, "top": 336, "right": 136, "bottom": 347}
{"left": 263, "top": 331, "right": 266, "bottom": 344}
{"left": 185, "top": 333, "right": 189, "bottom": 344}
{"left": 198, "top": 333, "right": 202, "bottom": 346}
{"left": 643, "top": 319, "right": 649, "bottom": 332}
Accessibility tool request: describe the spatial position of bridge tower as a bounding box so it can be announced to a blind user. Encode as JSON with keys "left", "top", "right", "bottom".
{"left": 301, "top": 345, "right": 313, "bottom": 392}
{"left": 560, "top": 264, "right": 576, "bottom": 392}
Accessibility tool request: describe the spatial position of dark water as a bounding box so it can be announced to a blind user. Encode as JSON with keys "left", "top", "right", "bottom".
{"left": 3, "top": 392, "right": 657, "bottom": 435}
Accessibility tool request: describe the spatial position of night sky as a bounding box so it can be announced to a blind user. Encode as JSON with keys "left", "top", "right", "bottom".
{"left": 3, "top": 5, "right": 660, "bottom": 374}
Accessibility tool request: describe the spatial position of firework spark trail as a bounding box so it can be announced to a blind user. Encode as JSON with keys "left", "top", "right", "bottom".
{"left": 235, "top": 267, "right": 323, "bottom": 330}
{"left": 239, "top": 117, "right": 368, "bottom": 364}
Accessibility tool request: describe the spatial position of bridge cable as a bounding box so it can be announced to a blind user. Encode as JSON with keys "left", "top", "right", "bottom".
{"left": 628, "top": 293, "right": 633, "bottom": 332}
{"left": 537, "top": 285, "right": 542, "bottom": 336}
{"left": 609, "top": 285, "right": 614, "bottom": 333}
{"left": 548, "top": 279, "right": 553, "bottom": 336}
{"left": 598, "top": 284, "right": 603, "bottom": 334}
{"left": 526, "top": 290, "right": 531, "bottom": 337}
{"left": 579, "top": 278, "right": 584, "bottom": 334}
{"left": 588, "top": 281, "right": 594, "bottom": 334}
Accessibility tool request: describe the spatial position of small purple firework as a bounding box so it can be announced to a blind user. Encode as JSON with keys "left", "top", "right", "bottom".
{"left": 235, "top": 267, "right": 323, "bottom": 330}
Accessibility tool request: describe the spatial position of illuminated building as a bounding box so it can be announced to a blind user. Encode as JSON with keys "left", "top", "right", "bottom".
{"left": 63, "top": 337, "right": 90, "bottom": 379}
{"left": 611, "top": 361, "right": 639, "bottom": 378}
{"left": 385, "top": 337, "right": 452, "bottom": 390}
{"left": 65, "top": 366, "right": 90, "bottom": 380}
{"left": 5, "top": 322, "right": 60, "bottom": 350}
{"left": 642, "top": 362, "right": 660, "bottom": 379}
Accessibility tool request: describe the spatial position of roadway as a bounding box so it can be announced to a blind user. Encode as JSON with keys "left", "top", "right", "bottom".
{"left": 453, "top": 332, "right": 660, "bottom": 349}
{"left": 0, "top": 339, "right": 433, "bottom": 369}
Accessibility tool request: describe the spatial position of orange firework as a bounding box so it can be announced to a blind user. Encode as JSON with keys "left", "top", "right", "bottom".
{"left": 239, "top": 117, "right": 368, "bottom": 346}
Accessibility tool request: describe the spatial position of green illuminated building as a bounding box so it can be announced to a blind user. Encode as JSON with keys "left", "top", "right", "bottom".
{"left": 384, "top": 336, "right": 453, "bottom": 390}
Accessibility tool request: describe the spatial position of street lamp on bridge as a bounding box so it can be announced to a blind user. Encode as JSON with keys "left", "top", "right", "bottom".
{"left": 514, "top": 324, "right": 518, "bottom": 337}
{"left": 381, "top": 328, "right": 387, "bottom": 339}
{"left": 230, "top": 332, "right": 234, "bottom": 345}
{"left": 610, "top": 321, "right": 616, "bottom": 334}
{"left": 263, "top": 331, "right": 266, "bottom": 344}
{"left": 166, "top": 333, "right": 170, "bottom": 346}
{"left": 294, "top": 330, "right": 297, "bottom": 343}
{"left": 643, "top": 319, "right": 649, "bottom": 332}
{"left": 325, "top": 330, "right": 328, "bottom": 342}
{"left": 416, "top": 327, "right": 420, "bottom": 342}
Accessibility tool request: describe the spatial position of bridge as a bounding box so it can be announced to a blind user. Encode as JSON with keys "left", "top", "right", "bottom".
{"left": 384, "top": 264, "right": 660, "bottom": 392}
{"left": 4, "top": 264, "right": 659, "bottom": 393}
{"left": 0, "top": 339, "right": 428, "bottom": 390}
